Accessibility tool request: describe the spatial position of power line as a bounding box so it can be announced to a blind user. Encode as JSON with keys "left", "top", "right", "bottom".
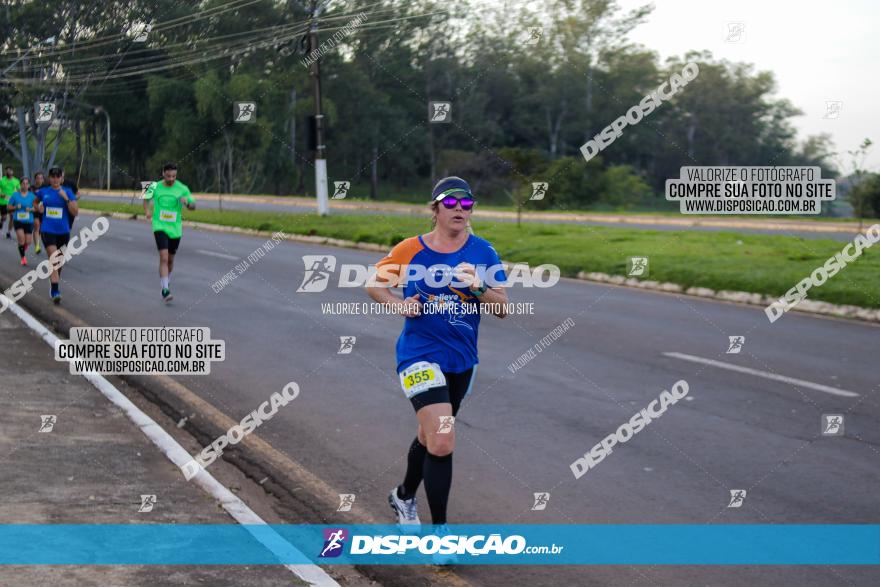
{"left": 3, "top": 27, "right": 309, "bottom": 84}
{"left": 0, "top": 0, "right": 265, "bottom": 61}
{"left": 0, "top": 5, "right": 406, "bottom": 78}
{"left": 1, "top": 3, "right": 449, "bottom": 89}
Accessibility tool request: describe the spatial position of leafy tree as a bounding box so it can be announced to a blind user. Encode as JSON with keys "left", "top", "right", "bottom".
{"left": 542, "top": 155, "right": 605, "bottom": 209}
{"left": 849, "top": 173, "right": 880, "bottom": 218}
{"left": 0, "top": 0, "right": 840, "bottom": 208}
{"left": 600, "top": 165, "right": 652, "bottom": 209}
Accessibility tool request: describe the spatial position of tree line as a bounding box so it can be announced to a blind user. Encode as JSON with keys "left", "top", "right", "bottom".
{"left": 0, "top": 0, "right": 847, "bottom": 211}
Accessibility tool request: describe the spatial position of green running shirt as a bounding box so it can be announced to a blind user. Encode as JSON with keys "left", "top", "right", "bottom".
{"left": 143, "top": 180, "right": 194, "bottom": 239}
{"left": 0, "top": 176, "right": 21, "bottom": 205}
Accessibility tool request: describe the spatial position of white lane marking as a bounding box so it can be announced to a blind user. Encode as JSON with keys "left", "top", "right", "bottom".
{"left": 663, "top": 352, "right": 859, "bottom": 398}
{"left": 4, "top": 297, "right": 338, "bottom": 587}
{"left": 196, "top": 249, "right": 239, "bottom": 260}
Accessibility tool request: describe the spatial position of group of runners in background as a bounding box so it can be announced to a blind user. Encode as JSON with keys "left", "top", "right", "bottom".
{"left": 0, "top": 161, "right": 194, "bottom": 305}
{"left": 0, "top": 165, "right": 78, "bottom": 303}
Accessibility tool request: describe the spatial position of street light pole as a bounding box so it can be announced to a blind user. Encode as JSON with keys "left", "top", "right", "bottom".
{"left": 95, "top": 107, "right": 110, "bottom": 190}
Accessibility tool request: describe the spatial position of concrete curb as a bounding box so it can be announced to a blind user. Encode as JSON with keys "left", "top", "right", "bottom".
{"left": 577, "top": 272, "right": 880, "bottom": 324}
{"left": 81, "top": 209, "right": 880, "bottom": 324}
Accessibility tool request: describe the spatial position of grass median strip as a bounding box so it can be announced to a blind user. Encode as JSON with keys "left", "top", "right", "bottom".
{"left": 80, "top": 200, "right": 880, "bottom": 309}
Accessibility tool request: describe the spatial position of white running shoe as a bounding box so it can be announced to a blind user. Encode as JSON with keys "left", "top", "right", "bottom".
{"left": 388, "top": 487, "right": 421, "bottom": 526}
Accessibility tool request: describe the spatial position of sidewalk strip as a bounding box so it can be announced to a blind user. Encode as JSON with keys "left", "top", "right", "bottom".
{"left": 3, "top": 295, "right": 339, "bottom": 586}
{"left": 663, "top": 352, "right": 859, "bottom": 398}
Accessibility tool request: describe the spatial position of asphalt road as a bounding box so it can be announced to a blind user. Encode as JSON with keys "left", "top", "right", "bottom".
{"left": 3, "top": 215, "right": 878, "bottom": 586}
{"left": 86, "top": 193, "right": 861, "bottom": 242}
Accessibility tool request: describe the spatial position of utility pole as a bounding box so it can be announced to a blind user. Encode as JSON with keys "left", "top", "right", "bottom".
{"left": 309, "top": 0, "right": 329, "bottom": 215}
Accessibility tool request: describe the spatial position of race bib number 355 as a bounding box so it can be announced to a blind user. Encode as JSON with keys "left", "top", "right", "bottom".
{"left": 159, "top": 210, "right": 178, "bottom": 222}
{"left": 45, "top": 207, "right": 63, "bottom": 219}
{"left": 399, "top": 361, "right": 446, "bottom": 398}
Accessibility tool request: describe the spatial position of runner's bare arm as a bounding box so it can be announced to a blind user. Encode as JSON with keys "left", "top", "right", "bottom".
{"left": 366, "top": 286, "right": 421, "bottom": 317}
{"left": 61, "top": 191, "right": 78, "bottom": 217}
{"left": 479, "top": 286, "right": 508, "bottom": 318}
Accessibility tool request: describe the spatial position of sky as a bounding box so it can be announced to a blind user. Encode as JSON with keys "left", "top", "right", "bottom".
{"left": 614, "top": 0, "right": 879, "bottom": 171}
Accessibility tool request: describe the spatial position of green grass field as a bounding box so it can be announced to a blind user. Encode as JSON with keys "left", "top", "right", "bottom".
{"left": 80, "top": 200, "right": 880, "bottom": 309}
{"left": 88, "top": 188, "right": 862, "bottom": 221}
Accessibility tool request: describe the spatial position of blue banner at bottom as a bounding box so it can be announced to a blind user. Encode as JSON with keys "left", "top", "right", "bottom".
{"left": 0, "top": 525, "right": 877, "bottom": 565}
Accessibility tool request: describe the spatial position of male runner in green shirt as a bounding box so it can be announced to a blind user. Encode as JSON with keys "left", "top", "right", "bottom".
{"left": 0, "top": 166, "right": 21, "bottom": 240}
{"left": 142, "top": 162, "right": 195, "bottom": 302}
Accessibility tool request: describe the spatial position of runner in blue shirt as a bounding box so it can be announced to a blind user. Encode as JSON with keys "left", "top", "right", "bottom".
{"left": 366, "top": 176, "right": 508, "bottom": 550}
{"left": 8, "top": 178, "right": 36, "bottom": 265}
{"left": 35, "top": 167, "right": 78, "bottom": 304}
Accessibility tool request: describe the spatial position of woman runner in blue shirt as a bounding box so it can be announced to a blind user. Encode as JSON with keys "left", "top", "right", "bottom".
{"left": 8, "top": 178, "right": 36, "bottom": 265}
{"left": 366, "top": 176, "right": 508, "bottom": 549}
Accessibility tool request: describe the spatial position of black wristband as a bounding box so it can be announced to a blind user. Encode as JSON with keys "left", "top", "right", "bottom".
{"left": 471, "top": 283, "right": 489, "bottom": 296}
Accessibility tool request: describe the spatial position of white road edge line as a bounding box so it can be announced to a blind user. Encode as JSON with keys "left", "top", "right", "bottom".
{"left": 196, "top": 249, "right": 239, "bottom": 260}
{"left": 663, "top": 352, "right": 859, "bottom": 398}
{"left": 3, "top": 296, "right": 338, "bottom": 587}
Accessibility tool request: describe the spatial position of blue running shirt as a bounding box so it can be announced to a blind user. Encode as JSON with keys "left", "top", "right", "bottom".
{"left": 375, "top": 234, "right": 507, "bottom": 374}
{"left": 36, "top": 186, "right": 76, "bottom": 234}
{"left": 8, "top": 191, "right": 36, "bottom": 224}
